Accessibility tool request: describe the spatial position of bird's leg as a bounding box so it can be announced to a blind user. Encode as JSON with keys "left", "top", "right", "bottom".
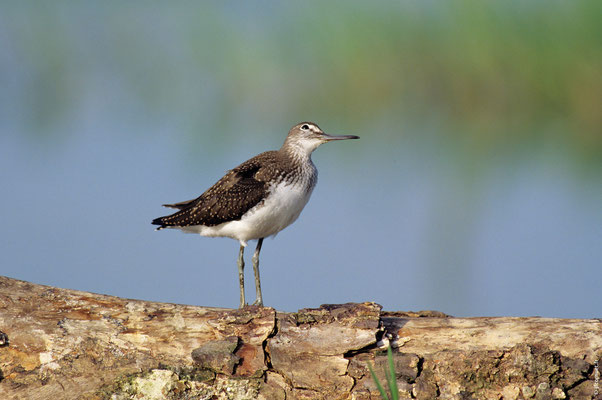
{"left": 237, "top": 244, "right": 246, "bottom": 308}
{"left": 251, "top": 238, "right": 264, "bottom": 306}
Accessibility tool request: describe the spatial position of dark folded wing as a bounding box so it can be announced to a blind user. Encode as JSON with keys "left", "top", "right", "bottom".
{"left": 152, "top": 153, "right": 277, "bottom": 228}
{"left": 162, "top": 199, "right": 197, "bottom": 210}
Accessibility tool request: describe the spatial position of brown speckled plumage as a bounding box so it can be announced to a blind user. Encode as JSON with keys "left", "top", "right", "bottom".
{"left": 152, "top": 150, "right": 315, "bottom": 229}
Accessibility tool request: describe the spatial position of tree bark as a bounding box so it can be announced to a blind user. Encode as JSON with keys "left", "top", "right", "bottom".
{"left": 0, "top": 276, "right": 599, "bottom": 399}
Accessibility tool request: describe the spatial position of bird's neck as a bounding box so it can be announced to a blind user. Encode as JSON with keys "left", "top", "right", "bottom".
{"left": 279, "top": 140, "right": 316, "bottom": 166}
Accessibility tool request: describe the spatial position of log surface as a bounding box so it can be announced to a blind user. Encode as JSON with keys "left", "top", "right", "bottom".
{"left": 0, "top": 276, "right": 600, "bottom": 399}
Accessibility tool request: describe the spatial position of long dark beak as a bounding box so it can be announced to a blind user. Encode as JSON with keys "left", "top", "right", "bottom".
{"left": 321, "top": 133, "right": 360, "bottom": 141}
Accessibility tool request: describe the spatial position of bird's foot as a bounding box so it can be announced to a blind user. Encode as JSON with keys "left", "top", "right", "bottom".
{"left": 237, "top": 300, "right": 263, "bottom": 309}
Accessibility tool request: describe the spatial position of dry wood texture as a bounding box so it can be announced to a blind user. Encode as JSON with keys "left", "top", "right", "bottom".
{"left": 0, "top": 276, "right": 600, "bottom": 399}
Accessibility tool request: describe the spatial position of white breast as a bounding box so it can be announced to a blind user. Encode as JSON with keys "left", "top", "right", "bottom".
{"left": 241, "top": 180, "right": 314, "bottom": 239}
{"left": 186, "top": 178, "right": 316, "bottom": 246}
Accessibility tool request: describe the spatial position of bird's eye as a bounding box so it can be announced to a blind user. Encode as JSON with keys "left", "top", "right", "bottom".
{"left": 301, "top": 124, "right": 309, "bottom": 130}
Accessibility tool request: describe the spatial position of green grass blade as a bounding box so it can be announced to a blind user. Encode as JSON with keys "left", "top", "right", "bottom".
{"left": 367, "top": 361, "right": 390, "bottom": 400}
{"left": 383, "top": 356, "right": 393, "bottom": 398}
{"left": 386, "top": 346, "right": 399, "bottom": 400}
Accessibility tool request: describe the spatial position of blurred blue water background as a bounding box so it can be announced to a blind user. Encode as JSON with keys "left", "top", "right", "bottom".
{"left": 1, "top": 1, "right": 600, "bottom": 317}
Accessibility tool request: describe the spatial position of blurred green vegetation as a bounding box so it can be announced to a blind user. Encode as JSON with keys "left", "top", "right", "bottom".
{"left": 1, "top": 1, "right": 600, "bottom": 318}
{"left": 3, "top": 1, "right": 601, "bottom": 170}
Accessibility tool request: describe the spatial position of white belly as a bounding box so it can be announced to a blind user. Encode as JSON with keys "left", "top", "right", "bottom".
{"left": 181, "top": 180, "right": 315, "bottom": 245}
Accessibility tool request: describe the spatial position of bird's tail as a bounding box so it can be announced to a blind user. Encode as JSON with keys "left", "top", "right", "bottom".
{"left": 151, "top": 217, "right": 168, "bottom": 231}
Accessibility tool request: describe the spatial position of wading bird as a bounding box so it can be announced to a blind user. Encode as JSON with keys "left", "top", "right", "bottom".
{"left": 152, "top": 122, "right": 359, "bottom": 308}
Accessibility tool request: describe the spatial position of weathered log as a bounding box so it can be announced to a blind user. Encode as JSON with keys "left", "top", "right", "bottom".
{"left": 0, "top": 276, "right": 600, "bottom": 399}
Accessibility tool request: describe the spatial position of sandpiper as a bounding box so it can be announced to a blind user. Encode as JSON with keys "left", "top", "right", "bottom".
{"left": 152, "top": 122, "right": 359, "bottom": 308}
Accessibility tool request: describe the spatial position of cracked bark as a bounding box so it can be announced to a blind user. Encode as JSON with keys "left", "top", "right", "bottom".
{"left": 0, "top": 276, "right": 600, "bottom": 400}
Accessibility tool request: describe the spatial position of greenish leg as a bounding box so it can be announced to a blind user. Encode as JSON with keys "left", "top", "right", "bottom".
{"left": 252, "top": 238, "right": 264, "bottom": 306}
{"left": 237, "top": 244, "right": 246, "bottom": 308}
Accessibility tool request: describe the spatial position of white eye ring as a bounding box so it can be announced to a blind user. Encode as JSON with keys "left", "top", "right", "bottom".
{"left": 301, "top": 124, "right": 310, "bottom": 131}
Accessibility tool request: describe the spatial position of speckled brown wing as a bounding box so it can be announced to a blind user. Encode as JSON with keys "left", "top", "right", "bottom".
{"left": 161, "top": 198, "right": 197, "bottom": 210}
{"left": 152, "top": 152, "right": 279, "bottom": 228}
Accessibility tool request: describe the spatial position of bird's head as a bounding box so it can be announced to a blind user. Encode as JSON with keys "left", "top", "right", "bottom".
{"left": 282, "top": 122, "right": 359, "bottom": 157}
